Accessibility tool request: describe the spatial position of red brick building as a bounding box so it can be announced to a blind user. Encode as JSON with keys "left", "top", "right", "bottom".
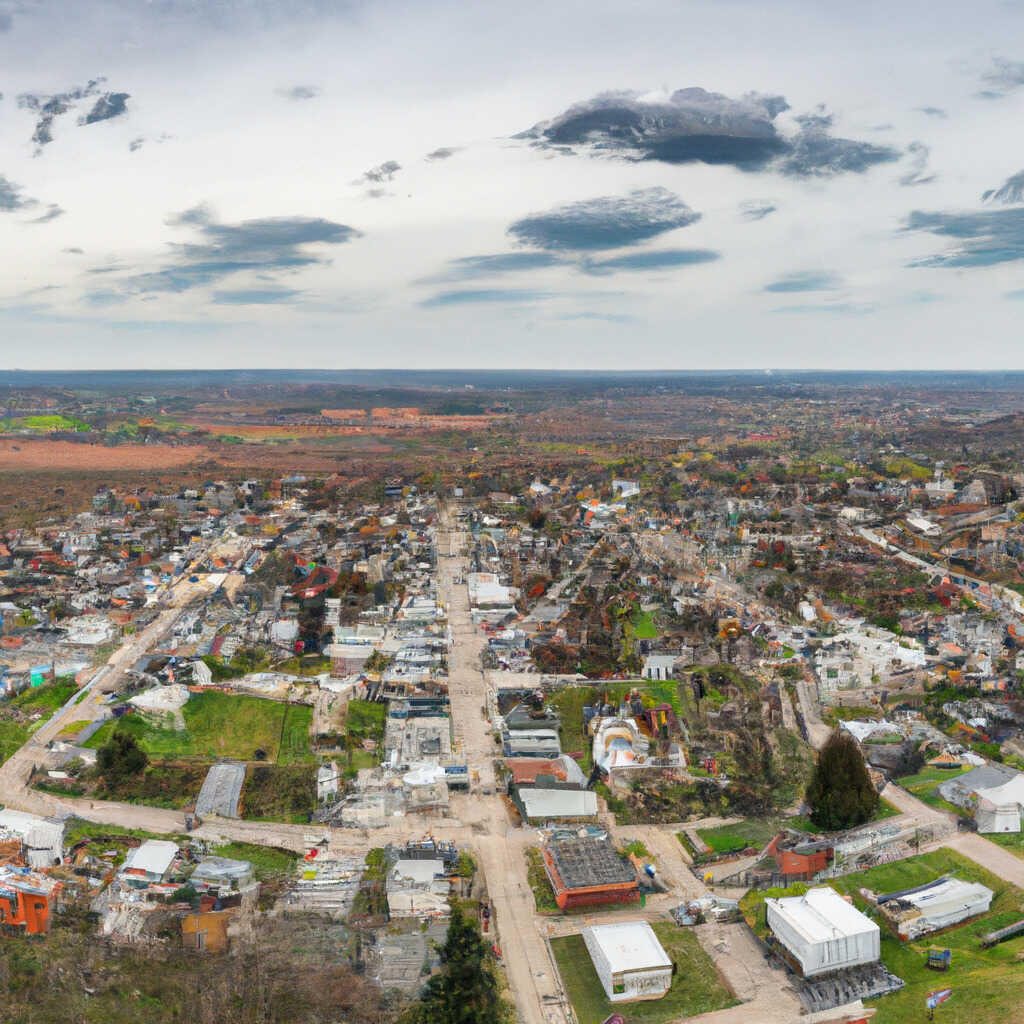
{"left": 541, "top": 837, "right": 639, "bottom": 911}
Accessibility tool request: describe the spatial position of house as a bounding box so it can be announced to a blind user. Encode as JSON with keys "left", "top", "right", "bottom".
{"left": 119, "top": 840, "right": 178, "bottom": 886}
{"left": 642, "top": 654, "right": 676, "bottom": 681}
{"left": 0, "top": 866, "right": 62, "bottom": 935}
{"left": 541, "top": 837, "right": 639, "bottom": 910}
{"left": 0, "top": 810, "right": 64, "bottom": 869}
{"left": 581, "top": 921, "right": 672, "bottom": 1002}
{"left": 766, "top": 887, "right": 880, "bottom": 978}
{"left": 190, "top": 857, "right": 255, "bottom": 895}
{"left": 972, "top": 773, "right": 1024, "bottom": 833}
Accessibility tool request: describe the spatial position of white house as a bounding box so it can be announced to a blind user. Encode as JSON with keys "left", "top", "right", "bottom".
{"left": 642, "top": 654, "right": 676, "bottom": 681}
{"left": 119, "top": 840, "right": 179, "bottom": 885}
{"left": 581, "top": 921, "right": 672, "bottom": 1002}
{"left": 766, "top": 887, "right": 880, "bottom": 978}
{"left": 974, "top": 773, "right": 1024, "bottom": 833}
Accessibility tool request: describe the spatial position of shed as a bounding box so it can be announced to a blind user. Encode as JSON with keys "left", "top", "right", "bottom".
{"left": 120, "top": 840, "right": 178, "bottom": 884}
{"left": 517, "top": 788, "right": 598, "bottom": 822}
{"left": 766, "top": 887, "right": 880, "bottom": 977}
{"left": 581, "top": 921, "right": 672, "bottom": 1002}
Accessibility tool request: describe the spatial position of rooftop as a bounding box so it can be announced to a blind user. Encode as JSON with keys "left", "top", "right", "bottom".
{"left": 583, "top": 921, "right": 672, "bottom": 974}
{"left": 766, "top": 887, "right": 878, "bottom": 944}
{"left": 545, "top": 837, "right": 636, "bottom": 891}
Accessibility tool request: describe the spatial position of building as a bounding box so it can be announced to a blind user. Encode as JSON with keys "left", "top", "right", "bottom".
{"left": 119, "top": 840, "right": 178, "bottom": 887}
{"left": 581, "top": 921, "right": 672, "bottom": 1002}
{"left": 515, "top": 788, "right": 598, "bottom": 823}
{"left": 875, "top": 877, "right": 993, "bottom": 940}
{"left": 972, "top": 774, "right": 1024, "bottom": 833}
{"left": 541, "top": 837, "right": 639, "bottom": 910}
{"left": 766, "top": 887, "right": 880, "bottom": 978}
{"left": 0, "top": 810, "right": 64, "bottom": 869}
{"left": 386, "top": 858, "right": 451, "bottom": 918}
{"left": 0, "top": 866, "right": 62, "bottom": 935}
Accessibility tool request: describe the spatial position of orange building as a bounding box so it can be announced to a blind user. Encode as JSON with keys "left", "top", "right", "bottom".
{"left": 541, "top": 837, "right": 639, "bottom": 911}
{"left": 0, "top": 868, "right": 61, "bottom": 935}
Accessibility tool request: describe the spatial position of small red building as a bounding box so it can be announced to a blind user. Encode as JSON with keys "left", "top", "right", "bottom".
{"left": 541, "top": 837, "right": 639, "bottom": 911}
{"left": 0, "top": 868, "right": 62, "bottom": 935}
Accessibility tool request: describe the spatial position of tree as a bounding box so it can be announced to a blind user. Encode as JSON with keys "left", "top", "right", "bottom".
{"left": 97, "top": 730, "right": 148, "bottom": 784}
{"left": 403, "top": 903, "right": 510, "bottom": 1024}
{"left": 806, "top": 731, "right": 878, "bottom": 832}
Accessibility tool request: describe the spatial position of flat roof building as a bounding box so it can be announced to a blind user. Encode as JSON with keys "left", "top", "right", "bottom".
{"left": 542, "top": 837, "right": 639, "bottom": 910}
{"left": 766, "top": 887, "right": 880, "bottom": 978}
{"left": 581, "top": 921, "right": 672, "bottom": 1002}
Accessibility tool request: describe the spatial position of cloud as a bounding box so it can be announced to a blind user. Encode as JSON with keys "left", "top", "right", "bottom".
{"left": 80, "top": 92, "right": 130, "bottom": 125}
{"left": 740, "top": 200, "right": 776, "bottom": 221}
{"left": 28, "top": 204, "right": 64, "bottom": 224}
{"left": 980, "top": 57, "right": 1024, "bottom": 97}
{"left": 63, "top": 247, "right": 84, "bottom": 254}
{"left": 212, "top": 288, "right": 301, "bottom": 304}
{"left": 518, "top": 87, "right": 899, "bottom": 177}
{"left": 129, "top": 137, "right": 145, "bottom": 152}
{"left": 507, "top": 187, "right": 699, "bottom": 252}
{"left": 580, "top": 248, "right": 720, "bottom": 274}
{"left": 982, "top": 170, "right": 1024, "bottom": 205}
{"left": 776, "top": 124, "right": 899, "bottom": 178}
{"left": 421, "top": 288, "right": 550, "bottom": 308}
{"left": 425, "top": 147, "right": 459, "bottom": 161}
{"left": 423, "top": 251, "right": 566, "bottom": 282}
{"left": 359, "top": 160, "right": 401, "bottom": 184}
{"left": 556, "top": 311, "right": 635, "bottom": 324}
{"left": 917, "top": 106, "right": 947, "bottom": 118}
{"left": 0, "top": 9, "right": 10, "bottom": 32}
{"left": 117, "top": 206, "right": 361, "bottom": 294}
{"left": 19, "top": 79, "right": 108, "bottom": 150}
{"left": 1005, "top": 289, "right": 1024, "bottom": 300}
{"left": 0, "top": 175, "right": 32, "bottom": 211}
{"left": 905, "top": 207, "right": 1024, "bottom": 267}
{"left": 770, "top": 302, "right": 875, "bottom": 315}
{"left": 763, "top": 270, "right": 841, "bottom": 292}
{"left": 898, "top": 141, "right": 935, "bottom": 187}
{"left": 278, "top": 85, "right": 320, "bottom": 101}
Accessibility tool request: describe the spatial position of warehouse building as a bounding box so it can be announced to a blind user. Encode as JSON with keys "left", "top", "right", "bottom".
{"left": 541, "top": 836, "right": 639, "bottom": 910}
{"left": 766, "top": 887, "right": 880, "bottom": 978}
{"left": 875, "top": 876, "right": 993, "bottom": 939}
{"left": 581, "top": 921, "right": 673, "bottom": 1002}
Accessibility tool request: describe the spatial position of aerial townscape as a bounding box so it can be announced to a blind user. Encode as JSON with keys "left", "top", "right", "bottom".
{"left": 0, "top": 369, "right": 1023, "bottom": 1023}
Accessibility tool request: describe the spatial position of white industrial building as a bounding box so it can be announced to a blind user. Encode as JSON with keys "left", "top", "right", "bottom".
{"left": 0, "top": 809, "right": 64, "bottom": 869}
{"left": 879, "top": 877, "right": 993, "bottom": 940}
{"left": 766, "top": 887, "right": 880, "bottom": 978}
{"left": 581, "top": 921, "right": 672, "bottom": 1002}
{"left": 973, "top": 775, "right": 1024, "bottom": 834}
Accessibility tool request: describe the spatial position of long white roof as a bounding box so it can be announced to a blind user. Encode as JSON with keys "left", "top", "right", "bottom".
{"left": 584, "top": 921, "right": 672, "bottom": 973}
{"left": 122, "top": 839, "right": 178, "bottom": 876}
{"left": 766, "top": 887, "right": 877, "bottom": 943}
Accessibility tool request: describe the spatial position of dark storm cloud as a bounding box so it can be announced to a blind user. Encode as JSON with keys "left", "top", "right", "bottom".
{"left": 898, "top": 141, "right": 936, "bottom": 187}
{"left": 425, "top": 147, "right": 459, "bottom": 161}
{"left": 278, "top": 85, "right": 320, "bottom": 101}
{"left": 80, "top": 92, "right": 130, "bottom": 125}
{"left": 421, "top": 288, "right": 550, "bottom": 308}
{"left": 917, "top": 106, "right": 947, "bottom": 118}
{"left": 763, "top": 270, "right": 840, "bottom": 293}
{"left": 507, "top": 188, "right": 699, "bottom": 252}
{"left": 580, "top": 249, "right": 720, "bottom": 274}
{"left": 0, "top": 175, "right": 32, "bottom": 211}
{"left": 212, "top": 288, "right": 301, "bottom": 304}
{"left": 118, "top": 207, "right": 361, "bottom": 294}
{"left": 424, "top": 251, "right": 567, "bottom": 282}
{"left": 740, "top": 201, "right": 776, "bottom": 221}
{"left": 519, "top": 87, "right": 899, "bottom": 177}
{"left": 905, "top": 207, "right": 1024, "bottom": 267}
{"left": 28, "top": 204, "right": 64, "bottom": 223}
{"left": 982, "top": 170, "right": 1024, "bottom": 205}
{"left": 359, "top": 160, "right": 401, "bottom": 184}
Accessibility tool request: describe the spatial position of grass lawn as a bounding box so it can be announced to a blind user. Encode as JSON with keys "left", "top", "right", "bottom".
{"left": 525, "top": 847, "right": 559, "bottom": 913}
{"left": 896, "top": 765, "right": 973, "bottom": 819}
{"left": 697, "top": 818, "right": 781, "bottom": 854}
{"left": 84, "top": 692, "right": 314, "bottom": 764}
{"left": 343, "top": 699, "right": 386, "bottom": 748}
{"left": 11, "top": 677, "right": 80, "bottom": 714}
{"left": 551, "top": 923, "right": 736, "bottom": 1024}
{"left": 57, "top": 719, "right": 92, "bottom": 739}
{"left": 740, "top": 849, "right": 1024, "bottom": 1024}
{"left": 274, "top": 655, "right": 332, "bottom": 677}
{"left": 63, "top": 816, "right": 185, "bottom": 847}
{"left": 986, "top": 831, "right": 1024, "bottom": 859}
{"left": 210, "top": 841, "right": 299, "bottom": 881}
{"left": 630, "top": 610, "right": 659, "bottom": 639}
{"left": 0, "top": 719, "right": 29, "bottom": 766}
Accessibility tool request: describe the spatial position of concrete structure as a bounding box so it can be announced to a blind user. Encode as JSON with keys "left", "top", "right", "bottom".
{"left": 766, "top": 887, "right": 880, "bottom": 978}
{"left": 973, "top": 774, "right": 1024, "bottom": 833}
{"left": 581, "top": 921, "right": 672, "bottom": 1002}
{"left": 195, "top": 762, "right": 246, "bottom": 818}
{"left": 541, "top": 837, "right": 639, "bottom": 910}
{"left": 0, "top": 809, "right": 64, "bottom": 869}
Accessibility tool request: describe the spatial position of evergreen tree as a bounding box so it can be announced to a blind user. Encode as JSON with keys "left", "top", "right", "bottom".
{"left": 97, "top": 730, "right": 148, "bottom": 784}
{"left": 806, "top": 730, "right": 878, "bottom": 831}
{"left": 404, "top": 903, "right": 509, "bottom": 1024}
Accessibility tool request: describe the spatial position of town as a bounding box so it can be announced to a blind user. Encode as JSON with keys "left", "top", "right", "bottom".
{"left": 1, "top": 372, "right": 1024, "bottom": 1023}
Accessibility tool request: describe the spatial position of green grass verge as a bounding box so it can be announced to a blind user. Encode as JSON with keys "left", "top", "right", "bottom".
{"left": 84, "top": 692, "right": 313, "bottom": 764}
{"left": 11, "top": 677, "right": 80, "bottom": 714}
{"left": 210, "top": 841, "right": 299, "bottom": 881}
{"left": 551, "top": 923, "right": 736, "bottom": 1024}
{"left": 740, "top": 849, "right": 1024, "bottom": 1024}
{"left": 0, "top": 719, "right": 30, "bottom": 766}
{"left": 525, "top": 847, "right": 559, "bottom": 913}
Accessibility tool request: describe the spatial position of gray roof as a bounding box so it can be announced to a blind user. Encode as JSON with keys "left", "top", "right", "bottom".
{"left": 938, "top": 763, "right": 1020, "bottom": 808}
{"left": 545, "top": 837, "right": 636, "bottom": 891}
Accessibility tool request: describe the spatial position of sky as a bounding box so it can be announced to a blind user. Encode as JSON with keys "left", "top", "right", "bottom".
{"left": 4, "top": 0, "right": 1024, "bottom": 369}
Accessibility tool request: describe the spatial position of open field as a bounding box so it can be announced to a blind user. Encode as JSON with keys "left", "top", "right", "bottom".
{"left": 210, "top": 841, "right": 300, "bottom": 881}
{"left": 11, "top": 677, "right": 80, "bottom": 714}
{"left": 740, "top": 849, "right": 1024, "bottom": 1024}
{"left": 550, "top": 923, "right": 737, "bottom": 1024}
{"left": 84, "top": 692, "right": 314, "bottom": 764}
{"left": 896, "top": 765, "right": 973, "bottom": 817}
{"left": 0, "top": 439, "right": 212, "bottom": 470}
{"left": 241, "top": 764, "right": 317, "bottom": 823}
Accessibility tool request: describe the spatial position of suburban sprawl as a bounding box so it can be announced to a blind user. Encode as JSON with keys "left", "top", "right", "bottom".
{"left": 4, "top": 371, "right": 1024, "bottom": 1023}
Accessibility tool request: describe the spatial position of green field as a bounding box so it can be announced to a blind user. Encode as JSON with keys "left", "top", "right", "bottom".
{"left": 896, "top": 765, "right": 972, "bottom": 818}
{"left": 92, "top": 763, "right": 208, "bottom": 809}
{"left": 210, "top": 841, "right": 300, "bottom": 881}
{"left": 0, "top": 719, "right": 29, "bottom": 766}
{"left": 551, "top": 923, "right": 736, "bottom": 1024}
{"left": 241, "top": 764, "right": 316, "bottom": 823}
{"left": 11, "top": 677, "right": 80, "bottom": 714}
{"left": 629, "top": 610, "right": 659, "bottom": 639}
{"left": 1, "top": 414, "right": 90, "bottom": 432}
{"left": 84, "top": 692, "right": 314, "bottom": 764}
{"left": 697, "top": 818, "right": 781, "bottom": 854}
{"left": 740, "top": 849, "right": 1024, "bottom": 1024}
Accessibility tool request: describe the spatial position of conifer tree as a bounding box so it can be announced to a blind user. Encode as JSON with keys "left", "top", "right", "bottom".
{"left": 806, "top": 730, "right": 878, "bottom": 832}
